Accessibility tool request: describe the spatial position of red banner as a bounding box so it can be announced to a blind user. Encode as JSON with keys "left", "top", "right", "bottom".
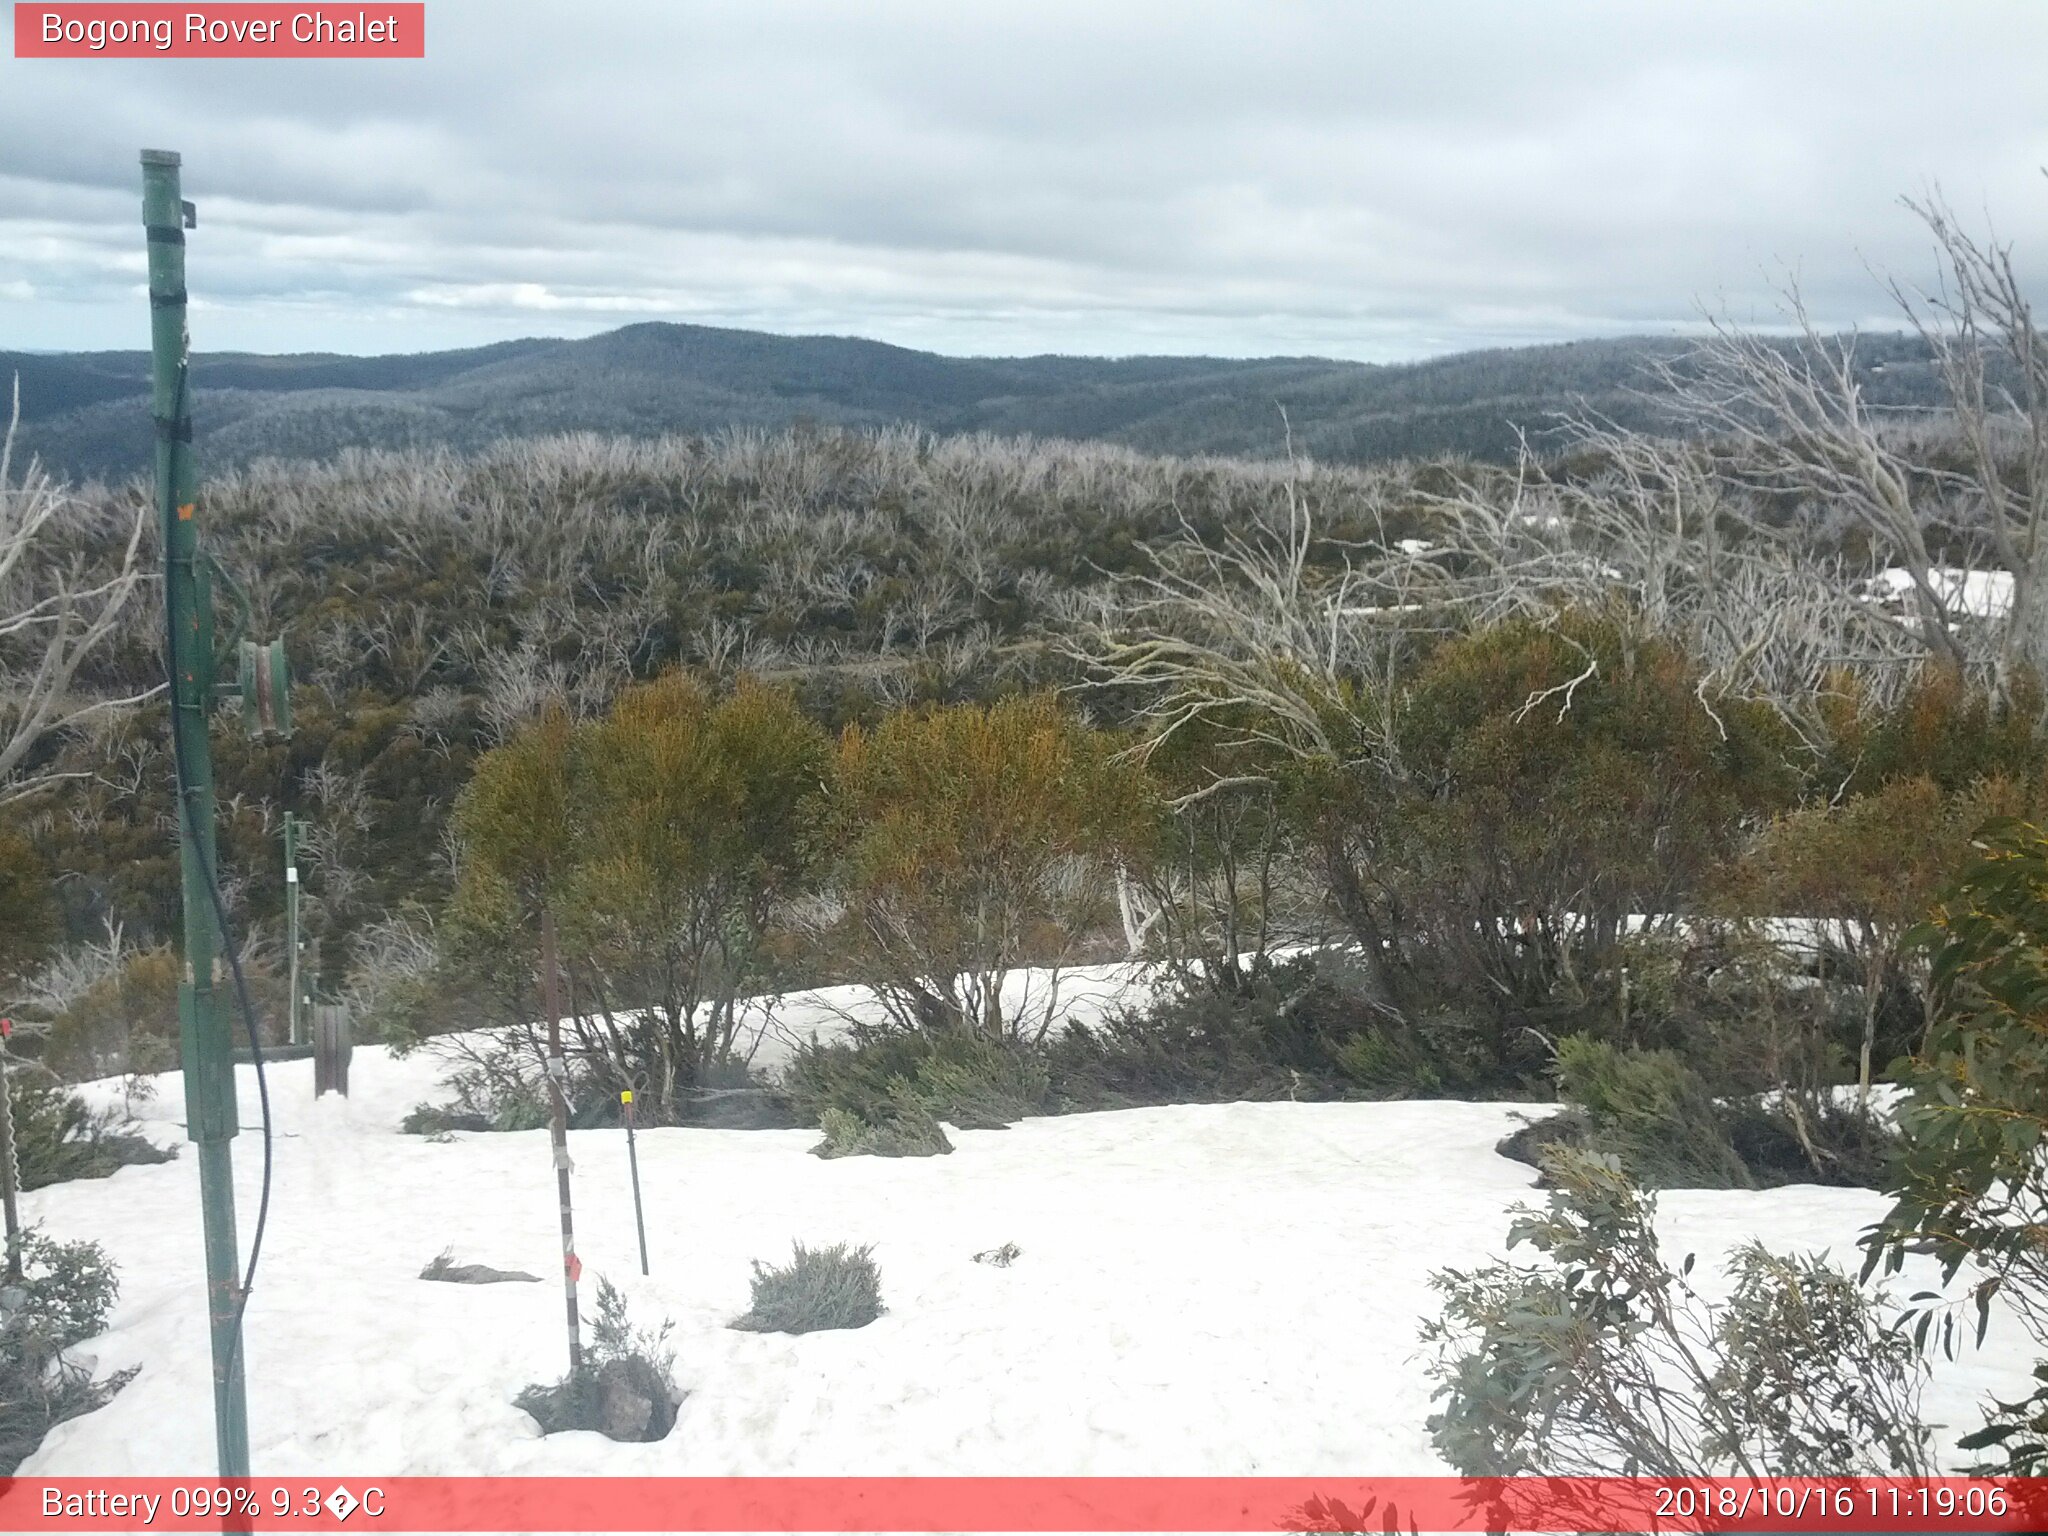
{"left": 0, "top": 1477, "right": 2042, "bottom": 1532}
{"left": 12, "top": 4, "right": 424, "bottom": 58}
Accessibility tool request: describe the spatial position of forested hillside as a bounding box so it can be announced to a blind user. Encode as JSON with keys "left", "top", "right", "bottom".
{"left": 5, "top": 324, "right": 1949, "bottom": 482}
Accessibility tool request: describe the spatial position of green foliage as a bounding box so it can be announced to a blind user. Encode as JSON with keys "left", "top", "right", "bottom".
{"left": 1862, "top": 817, "right": 2048, "bottom": 1474}
{"left": 731, "top": 1242, "right": 885, "bottom": 1334}
{"left": 1045, "top": 955, "right": 1481, "bottom": 1110}
{"left": 453, "top": 674, "right": 828, "bottom": 1116}
{"left": 514, "top": 1277, "right": 678, "bottom": 1442}
{"left": 0, "top": 832, "right": 57, "bottom": 984}
{"left": 7, "top": 1075, "right": 174, "bottom": 1191}
{"left": 1125, "top": 716, "right": 1297, "bottom": 987}
{"left": 1423, "top": 1147, "right": 1931, "bottom": 1479}
{"left": 784, "top": 1029, "right": 1048, "bottom": 1134}
{"left": 40, "top": 947, "right": 179, "bottom": 1081}
{"left": 0, "top": 1232, "right": 135, "bottom": 1475}
{"left": 826, "top": 693, "right": 1155, "bottom": 1041}
{"left": 812, "top": 1106, "right": 952, "bottom": 1159}
{"left": 1552, "top": 1035, "right": 1753, "bottom": 1189}
{"left": 1729, "top": 771, "right": 2038, "bottom": 1099}
{"left": 1306, "top": 609, "right": 1795, "bottom": 1071}
{"left": 1817, "top": 665, "right": 2048, "bottom": 798}
{"left": 1541, "top": 1033, "right": 1893, "bottom": 1191}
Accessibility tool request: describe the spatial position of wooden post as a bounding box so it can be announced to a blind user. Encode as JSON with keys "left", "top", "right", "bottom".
{"left": 540, "top": 907, "right": 582, "bottom": 1374}
{"left": 312, "top": 1004, "right": 351, "bottom": 1097}
{"left": 285, "top": 812, "right": 306, "bottom": 1048}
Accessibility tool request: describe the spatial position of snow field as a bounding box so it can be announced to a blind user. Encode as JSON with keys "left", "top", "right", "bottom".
{"left": 19, "top": 969, "right": 2034, "bottom": 1480}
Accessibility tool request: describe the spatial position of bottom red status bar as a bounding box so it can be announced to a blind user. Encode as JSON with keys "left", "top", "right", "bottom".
{"left": 2, "top": 1476, "right": 2042, "bottom": 1533}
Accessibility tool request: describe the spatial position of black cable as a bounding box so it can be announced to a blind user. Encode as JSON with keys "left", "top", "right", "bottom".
{"left": 159, "top": 356, "right": 274, "bottom": 1379}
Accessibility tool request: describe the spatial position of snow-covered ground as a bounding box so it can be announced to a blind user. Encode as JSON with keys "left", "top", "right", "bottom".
{"left": 20, "top": 968, "right": 2035, "bottom": 1478}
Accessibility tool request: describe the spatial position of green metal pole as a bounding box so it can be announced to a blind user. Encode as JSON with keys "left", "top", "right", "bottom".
{"left": 285, "top": 812, "right": 304, "bottom": 1048}
{"left": 143, "top": 147, "right": 251, "bottom": 1479}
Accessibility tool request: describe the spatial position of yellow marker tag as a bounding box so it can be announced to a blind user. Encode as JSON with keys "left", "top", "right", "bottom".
{"left": 176, "top": 502, "right": 195, "bottom": 521}
{"left": 620, "top": 1090, "right": 633, "bottom": 1104}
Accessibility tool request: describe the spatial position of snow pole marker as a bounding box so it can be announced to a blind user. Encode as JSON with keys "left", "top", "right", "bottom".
{"left": 538, "top": 906, "right": 582, "bottom": 1374}
{"left": 0, "top": 1020, "right": 21, "bottom": 1289}
{"left": 621, "top": 1090, "right": 649, "bottom": 1276}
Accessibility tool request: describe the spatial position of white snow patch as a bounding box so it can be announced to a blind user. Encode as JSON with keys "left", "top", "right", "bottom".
{"left": 1862, "top": 566, "right": 2015, "bottom": 622}
{"left": 23, "top": 964, "right": 2036, "bottom": 1478}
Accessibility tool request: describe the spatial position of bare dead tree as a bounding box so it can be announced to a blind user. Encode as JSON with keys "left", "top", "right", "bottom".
{"left": 0, "top": 379, "right": 154, "bottom": 802}
{"left": 1632, "top": 192, "right": 2047, "bottom": 701}
{"left": 1888, "top": 190, "right": 2048, "bottom": 692}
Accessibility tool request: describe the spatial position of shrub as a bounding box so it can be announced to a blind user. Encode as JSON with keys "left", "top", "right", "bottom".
{"left": 1728, "top": 773, "right": 2035, "bottom": 1102}
{"left": 731, "top": 1242, "right": 885, "bottom": 1334}
{"left": 784, "top": 1029, "right": 1047, "bottom": 1134}
{"left": 1862, "top": 817, "right": 2048, "bottom": 1475}
{"left": 1537, "top": 1034, "right": 1894, "bottom": 1191}
{"left": 1423, "top": 1148, "right": 1931, "bottom": 1482}
{"left": 8, "top": 1076, "right": 174, "bottom": 1191}
{"left": 40, "top": 946, "right": 179, "bottom": 1081}
{"left": 514, "top": 1277, "right": 679, "bottom": 1442}
{"left": 1303, "top": 610, "right": 1794, "bottom": 1070}
{"left": 824, "top": 694, "right": 1154, "bottom": 1042}
{"left": 812, "top": 1105, "right": 952, "bottom": 1159}
{"left": 0, "top": 1233, "right": 136, "bottom": 1475}
{"left": 399, "top": 1103, "right": 491, "bottom": 1136}
{"left": 1552, "top": 1035, "right": 1752, "bottom": 1188}
{"left": 1044, "top": 954, "right": 1481, "bottom": 1109}
{"left": 454, "top": 676, "right": 829, "bottom": 1119}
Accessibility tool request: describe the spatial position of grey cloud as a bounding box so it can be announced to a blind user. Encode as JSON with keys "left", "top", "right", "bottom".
{"left": 1, "top": 0, "right": 2044, "bottom": 358}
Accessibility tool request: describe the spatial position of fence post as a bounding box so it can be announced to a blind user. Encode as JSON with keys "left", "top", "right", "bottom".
{"left": 312, "top": 1004, "right": 351, "bottom": 1098}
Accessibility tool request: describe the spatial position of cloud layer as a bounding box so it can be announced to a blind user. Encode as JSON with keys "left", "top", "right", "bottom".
{"left": 3, "top": 1, "right": 2046, "bottom": 358}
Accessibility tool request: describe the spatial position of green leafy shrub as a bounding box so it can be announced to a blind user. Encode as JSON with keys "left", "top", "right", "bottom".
{"left": 1552, "top": 1035, "right": 1753, "bottom": 1188}
{"left": 1045, "top": 955, "right": 1480, "bottom": 1109}
{"left": 731, "top": 1242, "right": 885, "bottom": 1334}
{"left": 1424, "top": 1147, "right": 1931, "bottom": 1480}
{"left": 784, "top": 1029, "right": 1046, "bottom": 1135}
{"left": 824, "top": 693, "right": 1153, "bottom": 1042}
{"left": 0, "top": 1232, "right": 136, "bottom": 1474}
{"left": 1535, "top": 1034, "right": 1894, "bottom": 1191}
{"left": 1862, "top": 816, "right": 2048, "bottom": 1475}
{"left": 1303, "top": 610, "right": 1796, "bottom": 1072}
{"left": 40, "top": 946, "right": 179, "bottom": 1081}
{"left": 453, "top": 676, "right": 827, "bottom": 1122}
{"left": 514, "top": 1277, "right": 679, "bottom": 1442}
{"left": 812, "top": 1105, "right": 952, "bottom": 1159}
{"left": 8, "top": 1076, "right": 173, "bottom": 1191}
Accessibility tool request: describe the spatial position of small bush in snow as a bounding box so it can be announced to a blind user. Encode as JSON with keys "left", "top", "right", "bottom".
{"left": 0, "top": 1232, "right": 136, "bottom": 1475}
{"left": 812, "top": 1105, "right": 952, "bottom": 1160}
{"left": 790, "top": 1027, "right": 1047, "bottom": 1156}
{"left": 731, "top": 1242, "right": 884, "bottom": 1334}
{"left": 1423, "top": 1147, "right": 1931, "bottom": 1481}
{"left": 1044, "top": 955, "right": 1474, "bottom": 1110}
{"left": 515, "top": 1277, "right": 679, "bottom": 1442}
{"left": 1534, "top": 1034, "right": 1896, "bottom": 1192}
{"left": 1551, "top": 1035, "right": 1753, "bottom": 1188}
{"left": 9, "top": 1075, "right": 174, "bottom": 1191}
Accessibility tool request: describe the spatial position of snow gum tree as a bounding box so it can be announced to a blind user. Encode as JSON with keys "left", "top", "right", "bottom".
{"left": 453, "top": 675, "right": 827, "bottom": 1117}
{"left": 825, "top": 694, "right": 1155, "bottom": 1043}
{"left": 567, "top": 674, "right": 826, "bottom": 1106}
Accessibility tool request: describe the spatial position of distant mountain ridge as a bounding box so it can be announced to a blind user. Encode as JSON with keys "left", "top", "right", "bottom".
{"left": 2, "top": 321, "right": 1945, "bottom": 482}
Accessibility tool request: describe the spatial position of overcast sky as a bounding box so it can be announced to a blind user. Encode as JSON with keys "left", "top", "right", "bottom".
{"left": 3, "top": 1, "right": 2046, "bottom": 362}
